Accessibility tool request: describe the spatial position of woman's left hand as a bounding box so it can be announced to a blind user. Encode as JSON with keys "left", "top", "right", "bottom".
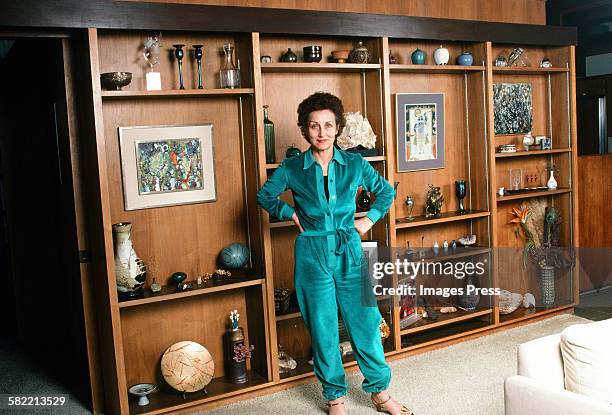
{"left": 354, "top": 217, "right": 374, "bottom": 236}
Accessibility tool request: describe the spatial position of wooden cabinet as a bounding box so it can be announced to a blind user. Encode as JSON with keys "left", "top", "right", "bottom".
{"left": 82, "top": 24, "right": 578, "bottom": 415}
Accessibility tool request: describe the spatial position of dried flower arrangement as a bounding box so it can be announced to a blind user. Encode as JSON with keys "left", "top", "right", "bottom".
{"left": 233, "top": 343, "right": 255, "bottom": 363}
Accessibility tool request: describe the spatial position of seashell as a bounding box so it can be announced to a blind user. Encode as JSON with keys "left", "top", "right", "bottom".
{"left": 440, "top": 306, "right": 457, "bottom": 314}
{"left": 523, "top": 293, "right": 535, "bottom": 308}
{"left": 457, "top": 234, "right": 477, "bottom": 246}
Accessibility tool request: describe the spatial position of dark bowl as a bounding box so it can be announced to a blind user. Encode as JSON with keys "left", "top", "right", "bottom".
{"left": 303, "top": 46, "right": 322, "bottom": 63}
{"left": 100, "top": 71, "right": 132, "bottom": 91}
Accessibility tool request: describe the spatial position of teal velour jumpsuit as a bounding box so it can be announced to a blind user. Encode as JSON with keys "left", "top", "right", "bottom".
{"left": 257, "top": 147, "right": 395, "bottom": 400}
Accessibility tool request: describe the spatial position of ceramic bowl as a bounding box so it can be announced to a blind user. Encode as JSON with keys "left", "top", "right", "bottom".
{"left": 331, "top": 50, "right": 349, "bottom": 63}
{"left": 303, "top": 46, "right": 322, "bottom": 63}
{"left": 100, "top": 71, "right": 132, "bottom": 90}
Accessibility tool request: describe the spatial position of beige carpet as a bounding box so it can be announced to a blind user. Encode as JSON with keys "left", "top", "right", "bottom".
{"left": 201, "top": 314, "right": 589, "bottom": 415}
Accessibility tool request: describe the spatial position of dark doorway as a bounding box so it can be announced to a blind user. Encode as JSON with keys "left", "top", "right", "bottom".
{"left": 0, "top": 37, "right": 91, "bottom": 410}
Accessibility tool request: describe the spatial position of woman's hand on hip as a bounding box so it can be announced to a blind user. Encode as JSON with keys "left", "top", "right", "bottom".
{"left": 354, "top": 217, "right": 374, "bottom": 236}
{"left": 292, "top": 213, "right": 305, "bottom": 233}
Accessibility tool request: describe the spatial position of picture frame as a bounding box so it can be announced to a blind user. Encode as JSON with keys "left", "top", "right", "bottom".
{"left": 395, "top": 93, "right": 445, "bottom": 172}
{"left": 118, "top": 124, "right": 216, "bottom": 211}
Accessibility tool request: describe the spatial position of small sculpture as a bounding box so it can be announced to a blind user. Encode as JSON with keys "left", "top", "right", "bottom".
{"left": 433, "top": 241, "right": 439, "bottom": 254}
{"left": 508, "top": 47, "right": 530, "bottom": 67}
{"left": 388, "top": 51, "right": 397, "bottom": 64}
{"left": 494, "top": 55, "right": 508, "bottom": 67}
{"left": 523, "top": 292, "right": 536, "bottom": 308}
{"left": 405, "top": 195, "right": 414, "bottom": 221}
{"left": 336, "top": 112, "right": 377, "bottom": 152}
{"left": 540, "top": 57, "right": 553, "bottom": 68}
{"left": 457, "top": 234, "right": 477, "bottom": 246}
{"left": 150, "top": 279, "right": 162, "bottom": 293}
{"left": 357, "top": 189, "right": 371, "bottom": 210}
{"left": 425, "top": 184, "right": 444, "bottom": 218}
{"left": 113, "top": 222, "right": 146, "bottom": 299}
{"left": 193, "top": 44, "right": 204, "bottom": 89}
{"left": 440, "top": 306, "right": 457, "bottom": 314}
{"left": 523, "top": 131, "right": 534, "bottom": 151}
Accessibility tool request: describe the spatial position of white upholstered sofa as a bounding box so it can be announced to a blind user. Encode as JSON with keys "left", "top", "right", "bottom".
{"left": 504, "top": 317, "right": 612, "bottom": 415}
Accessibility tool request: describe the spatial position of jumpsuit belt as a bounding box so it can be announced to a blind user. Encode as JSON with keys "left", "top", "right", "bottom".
{"left": 298, "top": 227, "right": 361, "bottom": 267}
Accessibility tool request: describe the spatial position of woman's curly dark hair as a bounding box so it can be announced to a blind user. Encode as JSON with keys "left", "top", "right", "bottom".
{"left": 297, "top": 92, "right": 345, "bottom": 142}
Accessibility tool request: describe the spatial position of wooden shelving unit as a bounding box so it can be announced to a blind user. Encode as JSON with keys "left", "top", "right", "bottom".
{"left": 80, "top": 15, "right": 578, "bottom": 415}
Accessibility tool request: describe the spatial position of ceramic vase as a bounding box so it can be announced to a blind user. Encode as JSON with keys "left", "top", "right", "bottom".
{"left": 456, "top": 51, "right": 473, "bottom": 66}
{"left": 540, "top": 265, "right": 555, "bottom": 306}
{"left": 547, "top": 170, "right": 558, "bottom": 190}
{"left": 433, "top": 45, "right": 449, "bottom": 65}
{"left": 112, "top": 222, "right": 146, "bottom": 299}
{"left": 411, "top": 48, "right": 426, "bottom": 64}
{"left": 224, "top": 327, "right": 248, "bottom": 384}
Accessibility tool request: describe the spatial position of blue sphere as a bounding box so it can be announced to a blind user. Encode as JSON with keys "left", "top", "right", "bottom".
{"left": 219, "top": 243, "right": 250, "bottom": 269}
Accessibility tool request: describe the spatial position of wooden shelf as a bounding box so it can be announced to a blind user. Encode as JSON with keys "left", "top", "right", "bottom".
{"left": 395, "top": 210, "right": 490, "bottom": 229}
{"left": 400, "top": 308, "right": 493, "bottom": 336}
{"left": 397, "top": 247, "right": 491, "bottom": 272}
{"left": 496, "top": 187, "right": 571, "bottom": 202}
{"left": 128, "top": 370, "right": 269, "bottom": 415}
{"left": 101, "top": 88, "right": 255, "bottom": 98}
{"left": 118, "top": 270, "right": 263, "bottom": 309}
{"left": 389, "top": 64, "right": 485, "bottom": 73}
{"left": 261, "top": 63, "right": 381, "bottom": 72}
{"left": 498, "top": 304, "right": 574, "bottom": 325}
{"left": 495, "top": 148, "right": 571, "bottom": 158}
{"left": 275, "top": 305, "right": 302, "bottom": 322}
{"left": 265, "top": 155, "right": 385, "bottom": 170}
{"left": 492, "top": 66, "right": 569, "bottom": 75}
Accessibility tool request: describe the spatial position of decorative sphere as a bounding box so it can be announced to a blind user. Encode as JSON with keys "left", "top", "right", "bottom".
{"left": 170, "top": 272, "right": 187, "bottom": 285}
{"left": 161, "top": 341, "right": 214, "bottom": 393}
{"left": 456, "top": 52, "right": 474, "bottom": 66}
{"left": 219, "top": 243, "right": 250, "bottom": 269}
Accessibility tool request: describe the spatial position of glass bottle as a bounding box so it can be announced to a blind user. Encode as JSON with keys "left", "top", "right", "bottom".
{"left": 263, "top": 105, "right": 276, "bottom": 163}
{"left": 220, "top": 42, "right": 241, "bottom": 89}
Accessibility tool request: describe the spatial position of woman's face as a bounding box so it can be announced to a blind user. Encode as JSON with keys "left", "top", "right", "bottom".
{"left": 307, "top": 109, "right": 338, "bottom": 152}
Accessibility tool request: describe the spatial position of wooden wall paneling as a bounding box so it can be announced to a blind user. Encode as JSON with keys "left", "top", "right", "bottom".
{"left": 271, "top": 228, "right": 298, "bottom": 291}
{"left": 483, "top": 41, "right": 500, "bottom": 324}
{"left": 62, "top": 36, "right": 104, "bottom": 414}
{"left": 84, "top": 28, "right": 129, "bottom": 415}
{"left": 125, "top": 0, "right": 547, "bottom": 25}
{"left": 237, "top": 31, "right": 271, "bottom": 381}
{"left": 380, "top": 37, "right": 401, "bottom": 351}
{"left": 120, "top": 291, "right": 249, "bottom": 385}
{"left": 390, "top": 73, "right": 469, "bottom": 219}
{"left": 250, "top": 32, "right": 280, "bottom": 382}
{"left": 276, "top": 318, "right": 312, "bottom": 361}
{"left": 567, "top": 45, "right": 580, "bottom": 305}
{"left": 577, "top": 155, "right": 612, "bottom": 292}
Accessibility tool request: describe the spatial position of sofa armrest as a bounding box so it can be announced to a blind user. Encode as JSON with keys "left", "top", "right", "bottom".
{"left": 505, "top": 375, "right": 612, "bottom": 415}
{"left": 517, "top": 333, "right": 565, "bottom": 389}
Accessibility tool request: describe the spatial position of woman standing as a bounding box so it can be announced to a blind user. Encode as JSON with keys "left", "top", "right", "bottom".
{"left": 257, "top": 92, "right": 413, "bottom": 415}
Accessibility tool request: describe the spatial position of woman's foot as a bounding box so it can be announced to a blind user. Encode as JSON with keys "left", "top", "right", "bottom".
{"left": 327, "top": 396, "right": 346, "bottom": 414}
{"left": 371, "top": 391, "right": 413, "bottom": 415}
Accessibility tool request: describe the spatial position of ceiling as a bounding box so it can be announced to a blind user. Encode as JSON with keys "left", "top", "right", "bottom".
{"left": 547, "top": 0, "right": 612, "bottom": 76}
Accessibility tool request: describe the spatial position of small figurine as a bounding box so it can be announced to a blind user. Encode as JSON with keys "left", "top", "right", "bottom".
{"left": 150, "top": 278, "right": 162, "bottom": 293}
{"left": 197, "top": 276, "right": 203, "bottom": 286}
{"left": 433, "top": 241, "right": 439, "bottom": 254}
{"left": 443, "top": 240, "right": 449, "bottom": 250}
{"left": 388, "top": 51, "right": 397, "bottom": 64}
{"left": 425, "top": 184, "right": 444, "bottom": 218}
{"left": 451, "top": 240, "right": 457, "bottom": 249}
{"left": 539, "top": 57, "right": 552, "bottom": 68}
{"left": 523, "top": 131, "right": 534, "bottom": 151}
{"left": 405, "top": 195, "right": 414, "bottom": 221}
{"left": 405, "top": 241, "right": 413, "bottom": 258}
{"left": 494, "top": 55, "right": 508, "bottom": 67}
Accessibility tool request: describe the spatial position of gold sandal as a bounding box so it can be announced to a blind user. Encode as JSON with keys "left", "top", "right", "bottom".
{"left": 371, "top": 395, "right": 414, "bottom": 415}
{"left": 327, "top": 399, "right": 345, "bottom": 414}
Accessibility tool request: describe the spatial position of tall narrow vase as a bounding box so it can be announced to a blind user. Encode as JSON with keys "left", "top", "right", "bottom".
{"left": 263, "top": 105, "right": 276, "bottom": 163}
{"left": 540, "top": 265, "right": 555, "bottom": 307}
{"left": 224, "top": 327, "right": 247, "bottom": 384}
{"left": 112, "top": 222, "right": 146, "bottom": 300}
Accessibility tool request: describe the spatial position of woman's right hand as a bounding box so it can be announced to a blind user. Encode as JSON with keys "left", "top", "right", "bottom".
{"left": 292, "top": 213, "right": 305, "bottom": 233}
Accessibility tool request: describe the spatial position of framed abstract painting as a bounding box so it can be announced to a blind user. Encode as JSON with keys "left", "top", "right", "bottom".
{"left": 395, "top": 93, "right": 445, "bottom": 172}
{"left": 118, "top": 124, "right": 216, "bottom": 210}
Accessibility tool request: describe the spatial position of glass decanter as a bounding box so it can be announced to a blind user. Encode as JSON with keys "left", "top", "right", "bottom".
{"left": 220, "top": 42, "right": 241, "bottom": 89}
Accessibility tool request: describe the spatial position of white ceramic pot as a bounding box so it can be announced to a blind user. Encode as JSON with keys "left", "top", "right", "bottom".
{"left": 434, "top": 45, "right": 449, "bottom": 65}
{"left": 547, "top": 170, "right": 558, "bottom": 190}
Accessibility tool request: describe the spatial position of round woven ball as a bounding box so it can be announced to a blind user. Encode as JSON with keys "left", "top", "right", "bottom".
{"left": 161, "top": 341, "right": 214, "bottom": 393}
{"left": 219, "top": 243, "right": 250, "bottom": 269}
